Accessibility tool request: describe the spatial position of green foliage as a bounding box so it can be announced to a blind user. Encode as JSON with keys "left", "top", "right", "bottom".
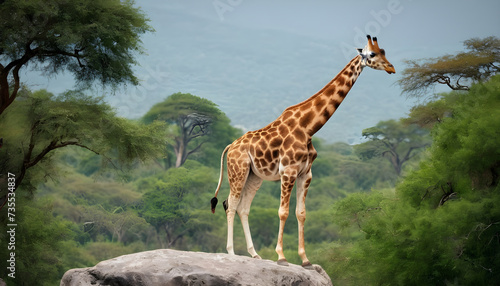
{"left": 8, "top": 66, "right": 499, "bottom": 286}
{"left": 143, "top": 93, "right": 221, "bottom": 124}
{"left": 143, "top": 92, "right": 241, "bottom": 168}
{"left": 0, "top": 0, "right": 153, "bottom": 114}
{"left": 0, "top": 89, "right": 167, "bottom": 196}
{"left": 400, "top": 75, "right": 500, "bottom": 207}
{"left": 0, "top": 197, "right": 78, "bottom": 286}
{"left": 398, "top": 36, "right": 500, "bottom": 97}
{"left": 326, "top": 76, "right": 500, "bottom": 285}
{"left": 138, "top": 162, "right": 218, "bottom": 248}
{"left": 355, "top": 119, "right": 430, "bottom": 176}
{"left": 402, "top": 96, "right": 449, "bottom": 128}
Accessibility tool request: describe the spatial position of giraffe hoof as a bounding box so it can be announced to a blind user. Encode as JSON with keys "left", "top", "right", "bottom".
{"left": 277, "top": 259, "right": 289, "bottom": 266}
{"left": 302, "top": 261, "right": 314, "bottom": 270}
{"left": 253, "top": 255, "right": 262, "bottom": 259}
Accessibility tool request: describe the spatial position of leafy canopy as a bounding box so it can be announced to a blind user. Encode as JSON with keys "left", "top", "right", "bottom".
{"left": 143, "top": 92, "right": 228, "bottom": 168}
{"left": 0, "top": 0, "right": 153, "bottom": 114}
{"left": 398, "top": 36, "right": 500, "bottom": 97}
{"left": 329, "top": 76, "right": 500, "bottom": 285}
{"left": 355, "top": 119, "right": 429, "bottom": 176}
{"left": 0, "top": 89, "right": 167, "bottom": 197}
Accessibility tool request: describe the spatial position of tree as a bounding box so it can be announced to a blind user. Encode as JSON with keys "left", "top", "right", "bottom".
{"left": 402, "top": 96, "right": 450, "bottom": 129}
{"left": 398, "top": 36, "right": 500, "bottom": 97}
{"left": 355, "top": 119, "right": 429, "bottom": 176}
{"left": 0, "top": 89, "right": 166, "bottom": 209}
{"left": 143, "top": 93, "right": 223, "bottom": 168}
{"left": 138, "top": 167, "right": 200, "bottom": 248}
{"left": 0, "top": 0, "right": 153, "bottom": 115}
{"left": 0, "top": 197, "right": 77, "bottom": 286}
{"left": 327, "top": 76, "right": 500, "bottom": 285}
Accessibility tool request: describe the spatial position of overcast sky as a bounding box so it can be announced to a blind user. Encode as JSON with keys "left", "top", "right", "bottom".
{"left": 153, "top": 0, "right": 500, "bottom": 55}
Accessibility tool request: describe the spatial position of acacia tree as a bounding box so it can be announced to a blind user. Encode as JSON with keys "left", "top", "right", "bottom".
{"left": 0, "top": 0, "right": 152, "bottom": 115}
{"left": 143, "top": 93, "right": 222, "bottom": 168}
{"left": 355, "top": 119, "right": 430, "bottom": 176}
{"left": 398, "top": 36, "right": 499, "bottom": 97}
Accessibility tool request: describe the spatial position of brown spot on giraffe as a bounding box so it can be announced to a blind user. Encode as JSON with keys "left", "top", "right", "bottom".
{"left": 278, "top": 125, "right": 288, "bottom": 135}
{"left": 293, "top": 128, "right": 306, "bottom": 142}
{"left": 285, "top": 118, "right": 297, "bottom": 128}
{"left": 300, "top": 101, "right": 312, "bottom": 111}
{"left": 338, "top": 89, "right": 346, "bottom": 98}
{"left": 324, "top": 87, "right": 336, "bottom": 96}
{"left": 314, "top": 98, "right": 326, "bottom": 112}
{"left": 336, "top": 75, "right": 345, "bottom": 86}
{"left": 282, "top": 135, "right": 294, "bottom": 150}
{"left": 281, "top": 110, "right": 293, "bottom": 120}
{"left": 299, "top": 111, "right": 314, "bottom": 128}
{"left": 269, "top": 137, "right": 283, "bottom": 149}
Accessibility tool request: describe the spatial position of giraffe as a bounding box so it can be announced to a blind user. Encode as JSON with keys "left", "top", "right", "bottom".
{"left": 211, "top": 35, "right": 395, "bottom": 268}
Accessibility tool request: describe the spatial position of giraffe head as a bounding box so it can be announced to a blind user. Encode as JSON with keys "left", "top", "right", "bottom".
{"left": 357, "top": 35, "right": 395, "bottom": 74}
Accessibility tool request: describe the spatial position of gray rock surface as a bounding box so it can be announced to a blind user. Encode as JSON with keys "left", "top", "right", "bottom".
{"left": 60, "top": 249, "right": 332, "bottom": 286}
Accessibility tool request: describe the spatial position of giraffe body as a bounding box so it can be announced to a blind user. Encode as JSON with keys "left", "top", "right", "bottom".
{"left": 211, "top": 35, "right": 395, "bottom": 267}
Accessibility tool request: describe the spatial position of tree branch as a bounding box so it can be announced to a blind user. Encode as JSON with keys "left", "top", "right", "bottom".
{"left": 186, "top": 140, "right": 208, "bottom": 157}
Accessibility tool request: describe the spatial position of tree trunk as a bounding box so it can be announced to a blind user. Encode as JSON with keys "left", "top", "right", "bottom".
{"left": 175, "top": 141, "right": 185, "bottom": 168}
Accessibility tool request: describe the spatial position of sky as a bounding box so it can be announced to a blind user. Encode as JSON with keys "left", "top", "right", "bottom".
{"left": 161, "top": 0, "right": 499, "bottom": 51}
{"left": 25, "top": 0, "right": 500, "bottom": 142}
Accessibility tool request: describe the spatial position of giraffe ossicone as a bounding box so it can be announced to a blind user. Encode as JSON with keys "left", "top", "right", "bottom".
{"left": 211, "top": 35, "right": 395, "bottom": 268}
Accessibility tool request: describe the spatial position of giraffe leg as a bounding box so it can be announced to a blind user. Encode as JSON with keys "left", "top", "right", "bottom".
{"left": 296, "top": 170, "right": 313, "bottom": 269}
{"left": 225, "top": 156, "right": 250, "bottom": 256}
{"left": 225, "top": 193, "right": 240, "bottom": 255}
{"left": 275, "top": 167, "right": 297, "bottom": 266}
{"left": 237, "top": 172, "right": 263, "bottom": 259}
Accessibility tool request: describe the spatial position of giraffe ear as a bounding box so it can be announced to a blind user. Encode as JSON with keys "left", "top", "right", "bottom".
{"left": 356, "top": 48, "right": 363, "bottom": 55}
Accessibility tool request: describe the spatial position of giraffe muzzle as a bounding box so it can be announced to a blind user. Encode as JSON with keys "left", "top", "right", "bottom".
{"left": 385, "top": 65, "right": 396, "bottom": 74}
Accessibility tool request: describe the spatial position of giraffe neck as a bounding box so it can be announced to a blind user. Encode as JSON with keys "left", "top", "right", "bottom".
{"left": 281, "top": 55, "right": 364, "bottom": 137}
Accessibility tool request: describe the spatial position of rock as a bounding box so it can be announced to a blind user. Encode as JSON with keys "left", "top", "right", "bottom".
{"left": 60, "top": 249, "right": 332, "bottom": 286}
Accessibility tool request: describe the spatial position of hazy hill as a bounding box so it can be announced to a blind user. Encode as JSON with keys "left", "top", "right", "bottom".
{"left": 26, "top": 4, "right": 415, "bottom": 143}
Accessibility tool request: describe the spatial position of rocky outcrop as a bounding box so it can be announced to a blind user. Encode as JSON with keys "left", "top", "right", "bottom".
{"left": 60, "top": 249, "right": 332, "bottom": 286}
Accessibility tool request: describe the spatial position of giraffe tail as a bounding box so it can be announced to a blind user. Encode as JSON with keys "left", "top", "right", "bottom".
{"left": 211, "top": 144, "right": 231, "bottom": 213}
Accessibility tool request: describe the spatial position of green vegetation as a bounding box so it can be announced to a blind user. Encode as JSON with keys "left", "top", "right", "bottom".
{"left": 142, "top": 92, "right": 240, "bottom": 168}
{"left": 398, "top": 36, "right": 500, "bottom": 96}
{"left": 320, "top": 75, "right": 500, "bottom": 285}
{"left": 0, "top": 89, "right": 402, "bottom": 284}
{"left": 355, "top": 119, "right": 430, "bottom": 176}
{"left": 0, "top": 0, "right": 153, "bottom": 115}
{"left": 0, "top": 4, "right": 498, "bottom": 283}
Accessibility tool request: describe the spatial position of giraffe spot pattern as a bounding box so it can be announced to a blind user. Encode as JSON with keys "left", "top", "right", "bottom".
{"left": 314, "top": 99, "right": 326, "bottom": 112}
{"left": 324, "top": 87, "right": 336, "bottom": 96}
{"left": 337, "top": 76, "right": 345, "bottom": 86}
{"left": 300, "top": 101, "right": 312, "bottom": 111}
{"left": 299, "top": 111, "right": 314, "bottom": 128}
{"left": 338, "top": 89, "right": 346, "bottom": 98}
{"left": 278, "top": 125, "right": 289, "bottom": 135}
{"left": 270, "top": 137, "right": 283, "bottom": 149}
{"left": 283, "top": 135, "right": 294, "bottom": 150}
{"left": 293, "top": 128, "right": 306, "bottom": 142}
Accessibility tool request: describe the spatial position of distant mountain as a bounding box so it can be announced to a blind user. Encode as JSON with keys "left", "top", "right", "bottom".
{"left": 24, "top": 4, "right": 415, "bottom": 144}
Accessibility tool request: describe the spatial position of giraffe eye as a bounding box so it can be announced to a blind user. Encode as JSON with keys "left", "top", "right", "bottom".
{"left": 369, "top": 52, "right": 377, "bottom": 58}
